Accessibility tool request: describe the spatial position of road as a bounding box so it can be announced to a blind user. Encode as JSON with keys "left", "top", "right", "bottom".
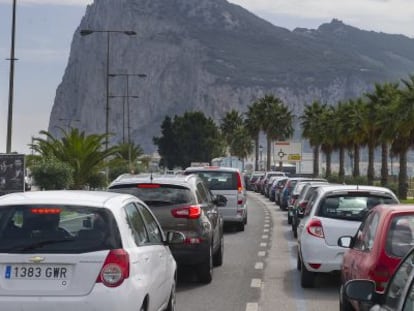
{"left": 176, "top": 191, "right": 340, "bottom": 311}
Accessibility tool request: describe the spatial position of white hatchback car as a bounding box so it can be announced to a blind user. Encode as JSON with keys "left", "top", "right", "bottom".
{"left": 297, "top": 184, "right": 399, "bottom": 288}
{"left": 0, "top": 190, "right": 184, "bottom": 311}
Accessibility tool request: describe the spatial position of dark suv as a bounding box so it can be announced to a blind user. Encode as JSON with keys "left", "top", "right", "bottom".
{"left": 108, "top": 174, "right": 225, "bottom": 283}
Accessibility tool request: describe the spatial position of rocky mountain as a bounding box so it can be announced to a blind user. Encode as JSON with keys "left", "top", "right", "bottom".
{"left": 48, "top": 0, "right": 414, "bottom": 152}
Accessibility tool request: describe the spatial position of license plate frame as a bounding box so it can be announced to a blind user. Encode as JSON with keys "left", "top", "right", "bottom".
{"left": 4, "top": 264, "right": 71, "bottom": 280}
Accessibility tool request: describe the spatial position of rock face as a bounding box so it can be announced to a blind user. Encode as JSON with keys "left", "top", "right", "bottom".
{"left": 48, "top": 0, "right": 414, "bottom": 152}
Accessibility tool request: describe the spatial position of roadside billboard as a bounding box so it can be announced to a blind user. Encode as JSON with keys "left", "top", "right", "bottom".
{"left": 0, "top": 154, "right": 25, "bottom": 195}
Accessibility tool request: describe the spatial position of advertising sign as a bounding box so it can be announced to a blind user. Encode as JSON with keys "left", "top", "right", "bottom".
{"left": 0, "top": 154, "right": 25, "bottom": 195}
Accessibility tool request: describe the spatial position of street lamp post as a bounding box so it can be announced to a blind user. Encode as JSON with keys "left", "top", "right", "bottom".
{"left": 259, "top": 145, "right": 263, "bottom": 171}
{"left": 108, "top": 95, "right": 139, "bottom": 143}
{"left": 108, "top": 73, "right": 147, "bottom": 144}
{"left": 6, "top": 0, "right": 18, "bottom": 153}
{"left": 79, "top": 29, "right": 136, "bottom": 150}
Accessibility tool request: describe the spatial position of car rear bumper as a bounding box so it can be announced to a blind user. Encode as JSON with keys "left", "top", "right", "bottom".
{"left": 0, "top": 283, "right": 149, "bottom": 311}
{"left": 170, "top": 243, "right": 210, "bottom": 266}
{"left": 300, "top": 241, "right": 345, "bottom": 273}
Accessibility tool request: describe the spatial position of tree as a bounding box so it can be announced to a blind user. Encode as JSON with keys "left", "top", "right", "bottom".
{"left": 300, "top": 101, "right": 327, "bottom": 177}
{"left": 260, "top": 95, "right": 294, "bottom": 171}
{"left": 30, "top": 127, "right": 118, "bottom": 189}
{"left": 154, "top": 111, "right": 225, "bottom": 169}
{"left": 245, "top": 100, "right": 264, "bottom": 171}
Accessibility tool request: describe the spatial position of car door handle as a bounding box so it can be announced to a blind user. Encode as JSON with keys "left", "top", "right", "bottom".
{"left": 143, "top": 256, "right": 150, "bottom": 262}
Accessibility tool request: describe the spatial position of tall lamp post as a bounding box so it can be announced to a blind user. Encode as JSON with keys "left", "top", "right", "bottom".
{"left": 6, "top": 0, "right": 18, "bottom": 153}
{"left": 79, "top": 29, "right": 136, "bottom": 151}
{"left": 259, "top": 145, "right": 263, "bottom": 171}
{"left": 108, "top": 95, "right": 139, "bottom": 143}
{"left": 108, "top": 73, "right": 147, "bottom": 144}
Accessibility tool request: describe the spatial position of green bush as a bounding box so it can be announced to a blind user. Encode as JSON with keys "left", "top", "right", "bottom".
{"left": 31, "top": 157, "right": 73, "bottom": 190}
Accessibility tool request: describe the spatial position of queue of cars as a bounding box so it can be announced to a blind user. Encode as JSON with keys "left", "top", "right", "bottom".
{"left": 247, "top": 171, "right": 414, "bottom": 310}
{"left": 0, "top": 166, "right": 249, "bottom": 310}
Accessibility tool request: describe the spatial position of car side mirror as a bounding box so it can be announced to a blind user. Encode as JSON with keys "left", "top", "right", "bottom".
{"left": 214, "top": 194, "right": 227, "bottom": 207}
{"left": 338, "top": 236, "right": 353, "bottom": 248}
{"left": 343, "top": 280, "right": 377, "bottom": 304}
{"left": 165, "top": 231, "right": 185, "bottom": 244}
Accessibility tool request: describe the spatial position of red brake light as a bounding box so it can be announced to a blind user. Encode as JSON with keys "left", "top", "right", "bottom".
{"left": 96, "top": 249, "right": 130, "bottom": 287}
{"left": 171, "top": 205, "right": 201, "bottom": 219}
{"left": 237, "top": 173, "right": 243, "bottom": 192}
{"left": 306, "top": 218, "right": 324, "bottom": 238}
{"left": 137, "top": 184, "right": 160, "bottom": 188}
{"left": 31, "top": 208, "right": 61, "bottom": 214}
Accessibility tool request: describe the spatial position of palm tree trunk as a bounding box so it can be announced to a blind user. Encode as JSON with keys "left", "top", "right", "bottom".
{"left": 398, "top": 149, "right": 408, "bottom": 200}
{"left": 367, "top": 142, "right": 375, "bottom": 185}
{"left": 266, "top": 138, "right": 271, "bottom": 171}
{"left": 353, "top": 144, "right": 360, "bottom": 177}
{"left": 325, "top": 151, "right": 332, "bottom": 178}
{"left": 339, "top": 147, "right": 345, "bottom": 181}
{"left": 255, "top": 136, "right": 259, "bottom": 171}
{"left": 380, "top": 143, "right": 388, "bottom": 187}
{"left": 313, "top": 145, "right": 319, "bottom": 177}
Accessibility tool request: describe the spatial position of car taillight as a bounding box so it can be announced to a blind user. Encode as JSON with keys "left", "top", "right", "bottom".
{"left": 96, "top": 249, "right": 130, "bottom": 287}
{"left": 171, "top": 205, "right": 201, "bottom": 219}
{"left": 306, "top": 218, "right": 324, "bottom": 238}
{"left": 237, "top": 173, "right": 243, "bottom": 192}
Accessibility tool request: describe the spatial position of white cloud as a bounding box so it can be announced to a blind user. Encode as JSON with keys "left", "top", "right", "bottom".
{"left": 0, "top": 0, "right": 92, "bottom": 5}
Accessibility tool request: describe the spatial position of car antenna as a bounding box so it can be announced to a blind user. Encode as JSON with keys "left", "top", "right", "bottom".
{"left": 150, "top": 171, "right": 153, "bottom": 182}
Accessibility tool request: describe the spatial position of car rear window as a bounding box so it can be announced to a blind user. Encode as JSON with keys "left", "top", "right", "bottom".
{"left": 108, "top": 184, "right": 195, "bottom": 206}
{"left": 0, "top": 205, "right": 122, "bottom": 253}
{"left": 316, "top": 194, "right": 398, "bottom": 221}
{"left": 186, "top": 171, "right": 238, "bottom": 190}
{"left": 385, "top": 215, "right": 414, "bottom": 258}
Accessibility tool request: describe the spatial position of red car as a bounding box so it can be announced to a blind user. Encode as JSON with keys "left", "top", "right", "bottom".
{"left": 338, "top": 204, "right": 414, "bottom": 311}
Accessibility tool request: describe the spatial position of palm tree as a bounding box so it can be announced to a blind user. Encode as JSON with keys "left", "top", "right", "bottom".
{"left": 260, "top": 95, "right": 294, "bottom": 171}
{"left": 245, "top": 100, "right": 265, "bottom": 171}
{"left": 220, "top": 109, "right": 244, "bottom": 158}
{"left": 300, "top": 101, "right": 327, "bottom": 177}
{"left": 318, "top": 106, "right": 336, "bottom": 178}
{"left": 390, "top": 75, "right": 414, "bottom": 199}
{"left": 365, "top": 82, "right": 400, "bottom": 186}
{"left": 31, "top": 127, "right": 118, "bottom": 189}
{"left": 114, "top": 142, "right": 144, "bottom": 173}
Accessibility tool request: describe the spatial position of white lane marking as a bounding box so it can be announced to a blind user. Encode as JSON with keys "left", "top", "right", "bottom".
{"left": 258, "top": 251, "right": 266, "bottom": 257}
{"left": 264, "top": 223, "right": 270, "bottom": 227}
{"left": 246, "top": 302, "right": 258, "bottom": 311}
{"left": 251, "top": 278, "right": 262, "bottom": 288}
{"left": 255, "top": 262, "right": 264, "bottom": 269}
{"left": 260, "top": 242, "right": 267, "bottom": 247}
{"left": 263, "top": 228, "right": 269, "bottom": 233}
{"left": 262, "top": 235, "right": 269, "bottom": 239}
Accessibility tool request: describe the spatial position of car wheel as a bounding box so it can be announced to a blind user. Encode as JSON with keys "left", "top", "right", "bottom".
{"left": 293, "top": 223, "right": 298, "bottom": 239}
{"left": 297, "top": 253, "right": 301, "bottom": 271}
{"left": 287, "top": 213, "right": 292, "bottom": 224}
{"left": 339, "top": 284, "right": 354, "bottom": 311}
{"left": 237, "top": 222, "right": 245, "bottom": 231}
{"left": 300, "top": 257, "right": 315, "bottom": 288}
{"left": 197, "top": 245, "right": 213, "bottom": 284}
{"left": 213, "top": 235, "right": 224, "bottom": 267}
{"left": 244, "top": 216, "right": 247, "bottom": 225}
{"left": 165, "top": 277, "right": 176, "bottom": 311}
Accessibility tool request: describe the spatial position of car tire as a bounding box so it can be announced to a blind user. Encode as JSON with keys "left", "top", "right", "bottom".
{"left": 244, "top": 216, "right": 247, "bottom": 225}
{"left": 287, "top": 213, "right": 292, "bottom": 225}
{"left": 213, "top": 236, "right": 224, "bottom": 267}
{"left": 197, "top": 245, "right": 213, "bottom": 284}
{"left": 165, "top": 277, "right": 177, "bottom": 311}
{"left": 292, "top": 223, "right": 298, "bottom": 239}
{"left": 339, "top": 285, "right": 354, "bottom": 311}
{"left": 300, "top": 257, "right": 315, "bottom": 288}
{"left": 297, "top": 253, "right": 301, "bottom": 271}
{"left": 237, "top": 222, "right": 245, "bottom": 231}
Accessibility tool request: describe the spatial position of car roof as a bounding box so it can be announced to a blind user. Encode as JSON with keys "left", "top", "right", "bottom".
{"left": 109, "top": 173, "right": 197, "bottom": 188}
{"left": 184, "top": 166, "right": 241, "bottom": 173}
{"left": 374, "top": 204, "right": 414, "bottom": 215}
{"left": 316, "top": 184, "right": 398, "bottom": 197}
{"left": 0, "top": 190, "right": 137, "bottom": 208}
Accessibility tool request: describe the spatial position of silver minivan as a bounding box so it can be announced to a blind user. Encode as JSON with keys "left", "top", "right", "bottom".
{"left": 184, "top": 166, "right": 247, "bottom": 231}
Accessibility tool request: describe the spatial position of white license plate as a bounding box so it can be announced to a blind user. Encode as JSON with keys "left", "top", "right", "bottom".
{"left": 4, "top": 264, "right": 71, "bottom": 280}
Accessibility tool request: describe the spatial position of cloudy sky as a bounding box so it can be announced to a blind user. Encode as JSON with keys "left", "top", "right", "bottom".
{"left": 0, "top": 0, "right": 413, "bottom": 154}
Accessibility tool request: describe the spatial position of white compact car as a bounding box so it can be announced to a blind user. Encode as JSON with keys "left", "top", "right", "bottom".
{"left": 0, "top": 190, "right": 184, "bottom": 311}
{"left": 296, "top": 184, "right": 399, "bottom": 288}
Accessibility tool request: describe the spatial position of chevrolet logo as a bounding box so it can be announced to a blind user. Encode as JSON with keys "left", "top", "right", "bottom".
{"left": 29, "top": 256, "right": 45, "bottom": 263}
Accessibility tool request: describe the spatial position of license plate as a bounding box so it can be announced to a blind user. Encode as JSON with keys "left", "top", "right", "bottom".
{"left": 4, "top": 264, "right": 71, "bottom": 280}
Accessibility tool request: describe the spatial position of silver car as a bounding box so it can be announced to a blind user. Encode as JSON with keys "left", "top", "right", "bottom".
{"left": 184, "top": 166, "right": 247, "bottom": 231}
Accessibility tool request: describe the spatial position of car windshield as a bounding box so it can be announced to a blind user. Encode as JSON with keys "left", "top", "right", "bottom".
{"left": 187, "top": 171, "right": 238, "bottom": 191}
{"left": 109, "top": 184, "right": 195, "bottom": 206}
{"left": 0, "top": 205, "right": 122, "bottom": 253}
{"left": 316, "top": 194, "right": 398, "bottom": 221}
